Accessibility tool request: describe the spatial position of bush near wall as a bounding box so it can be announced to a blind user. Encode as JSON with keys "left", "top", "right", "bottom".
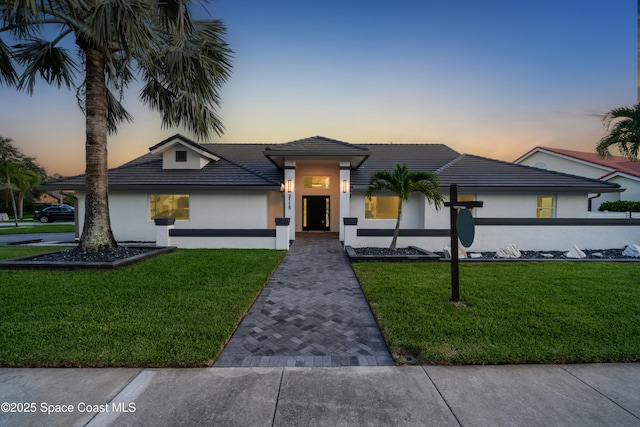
{"left": 599, "top": 200, "right": 640, "bottom": 212}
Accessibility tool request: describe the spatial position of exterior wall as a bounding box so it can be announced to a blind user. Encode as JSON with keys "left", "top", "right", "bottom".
{"left": 350, "top": 223, "right": 640, "bottom": 252}
{"left": 267, "top": 191, "right": 284, "bottom": 229}
{"left": 76, "top": 191, "right": 271, "bottom": 242}
{"left": 606, "top": 176, "right": 640, "bottom": 202}
{"left": 518, "top": 151, "right": 610, "bottom": 179}
{"left": 161, "top": 146, "right": 210, "bottom": 169}
{"left": 350, "top": 191, "right": 425, "bottom": 229}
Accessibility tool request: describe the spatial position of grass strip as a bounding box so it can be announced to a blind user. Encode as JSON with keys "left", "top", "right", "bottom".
{"left": 0, "top": 223, "right": 75, "bottom": 235}
{"left": 353, "top": 262, "right": 640, "bottom": 365}
{"left": 0, "top": 247, "right": 284, "bottom": 367}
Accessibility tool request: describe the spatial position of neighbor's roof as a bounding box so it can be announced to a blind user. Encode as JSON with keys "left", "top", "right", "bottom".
{"left": 516, "top": 146, "right": 640, "bottom": 180}
{"left": 40, "top": 135, "right": 621, "bottom": 193}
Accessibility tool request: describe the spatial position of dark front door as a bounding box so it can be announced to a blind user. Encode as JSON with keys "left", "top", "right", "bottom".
{"left": 303, "top": 196, "right": 330, "bottom": 231}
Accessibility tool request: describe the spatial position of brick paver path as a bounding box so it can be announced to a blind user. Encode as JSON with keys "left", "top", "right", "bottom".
{"left": 214, "top": 233, "right": 394, "bottom": 367}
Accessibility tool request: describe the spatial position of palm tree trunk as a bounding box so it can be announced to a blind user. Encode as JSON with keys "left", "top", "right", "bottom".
{"left": 390, "top": 199, "right": 403, "bottom": 250}
{"left": 8, "top": 188, "right": 18, "bottom": 227}
{"left": 77, "top": 45, "right": 117, "bottom": 252}
{"left": 18, "top": 191, "right": 24, "bottom": 219}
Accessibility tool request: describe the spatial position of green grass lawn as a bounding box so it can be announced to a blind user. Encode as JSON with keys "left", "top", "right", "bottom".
{"left": 353, "top": 262, "right": 640, "bottom": 365}
{"left": 0, "top": 223, "right": 75, "bottom": 234}
{"left": 0, "top": 246, "right": 284, "bottom": 367}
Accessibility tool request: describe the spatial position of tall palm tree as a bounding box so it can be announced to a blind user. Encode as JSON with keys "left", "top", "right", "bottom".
{"left": 0, "top": 0, "right": 232, "bottom": 251}
{"left": 596, "top": 104, "right": 640, "bottom": 160}
{"left": 366, "top": 164, "right": 444, "bottom": 250}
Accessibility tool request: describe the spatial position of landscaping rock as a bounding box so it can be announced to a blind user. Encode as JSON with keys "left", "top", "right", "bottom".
{"left": 495, "top": 244, "right": 521, "bottom": 258}
{"left": 540, "top": 253, "right": 554, "bottom": 258}
{"left": 622, "top": 244, "right": 640, "bottom": 257}
{"left": 565, "top": 245, "right": 587, "bottom": 259}
{"left": 443, "top": 245, "right": 467, "bottom": 259}
{"left": 469, "top": 253, "right": 482, "bottom": 259}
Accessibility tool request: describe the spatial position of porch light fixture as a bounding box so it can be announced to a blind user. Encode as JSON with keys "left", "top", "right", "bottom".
{"left": 287, "top": 180, "right": 292, "bottom": 193}
{"left": 280, "top": 182, "right": 285, "bottom": 192}
{"left": 342, "top": 180, "right": 348, "bottom": 193}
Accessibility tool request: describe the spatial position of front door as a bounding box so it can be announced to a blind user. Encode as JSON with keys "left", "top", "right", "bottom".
{"left": 303, "top": 196, "right": 330, "bottom": 231}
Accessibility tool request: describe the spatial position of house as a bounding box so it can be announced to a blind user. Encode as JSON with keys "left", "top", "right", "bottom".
{"left": 43, "top": 134, "right": 640, "bottom": 251}
{"left": 514, "top": 147, "right": 640, "bottom": 211}
{"left": 35, "top": 191, "right": 64, "bottom": 206}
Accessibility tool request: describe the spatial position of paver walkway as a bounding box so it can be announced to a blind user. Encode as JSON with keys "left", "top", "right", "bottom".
{"left": 214, "top": 233, "right": 394, "bottom": 367}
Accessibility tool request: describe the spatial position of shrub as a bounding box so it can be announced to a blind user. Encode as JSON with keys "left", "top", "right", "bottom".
{"left": 598, "top": 200, "right": 640, "bottom": 212}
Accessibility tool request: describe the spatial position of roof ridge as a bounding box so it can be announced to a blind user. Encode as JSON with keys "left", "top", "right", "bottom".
{"left": 435, "top": 154, "right": 466, "bottom": 174}
{"left": 214, "top": 155, "right": 281, "bottom": 185}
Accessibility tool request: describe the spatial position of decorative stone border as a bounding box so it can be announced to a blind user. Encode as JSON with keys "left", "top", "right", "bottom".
{"left": 0, "top": 246, "right": 177, "bottom": 270}
{"left": 345, "top": 246, "right": 440, "bottom": 263}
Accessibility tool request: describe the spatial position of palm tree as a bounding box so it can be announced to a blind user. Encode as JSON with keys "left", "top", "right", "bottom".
{"left": 596, "top": 104, "right": 640, "bottom": 160}
{"left": 0, "top": 160, "right": 39, "bottom": 227}
{"left": 0, "top": 0, "right": 232, "bottom": 251}
{"left": 14, "top": 168, "right": 40, "bottom": 218}
{"left": 366, "top": 164, "right": 444, "bottom": 250}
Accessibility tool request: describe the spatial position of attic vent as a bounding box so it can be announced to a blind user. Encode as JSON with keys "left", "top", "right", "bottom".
{"left": 176, "top": 151, "right": 187, "bottom": 162}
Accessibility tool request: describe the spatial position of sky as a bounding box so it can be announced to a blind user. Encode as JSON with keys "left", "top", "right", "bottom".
{"left": 0, "top": 0, "right": 636, "bottom": 177}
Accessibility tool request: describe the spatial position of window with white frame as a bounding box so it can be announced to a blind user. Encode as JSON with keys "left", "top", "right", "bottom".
{"left": 365, "top": 196, "right": 399, "bottom": 219}
{"left": 150, "top": 194, "right": 189, "bottom": 220}
{"left": 536, "top": 196, "right": 555, "bottom": 218}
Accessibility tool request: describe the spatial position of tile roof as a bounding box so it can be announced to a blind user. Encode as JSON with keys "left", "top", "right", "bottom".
{"left": 40, "top": 135, "right": 620, "bottom": 193}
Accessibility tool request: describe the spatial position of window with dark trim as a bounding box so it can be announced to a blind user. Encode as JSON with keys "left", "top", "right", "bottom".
{"left": 175, "top": 150, "right": 187, "bottom": 162}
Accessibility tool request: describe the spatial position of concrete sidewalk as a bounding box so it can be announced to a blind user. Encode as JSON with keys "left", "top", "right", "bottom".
{"left": 1, "top": 364, "right": 640, "bottom": 426}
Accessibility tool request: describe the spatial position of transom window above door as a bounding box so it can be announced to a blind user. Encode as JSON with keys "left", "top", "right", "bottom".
{"left": 303, "top": 176, "right": 330, "bottom": 189}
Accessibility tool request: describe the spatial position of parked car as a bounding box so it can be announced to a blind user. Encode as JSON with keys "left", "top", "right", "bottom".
{"left": 34, "top": 205, "right": 75, "bottom": 223}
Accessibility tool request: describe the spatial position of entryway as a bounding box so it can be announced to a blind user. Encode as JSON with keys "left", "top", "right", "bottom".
{"left": 302, "top": 196, "right": 330, "bottom": 231}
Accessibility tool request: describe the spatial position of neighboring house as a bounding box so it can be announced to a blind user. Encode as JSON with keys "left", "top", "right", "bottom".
{"left": 36, "top": 191, "right": 63, "bottom": 205}
{"left": 43, "top": 134, "right": 639, "bottom": 251}
{"left": 514, "top": 147, "right": 640, "bottom": 211}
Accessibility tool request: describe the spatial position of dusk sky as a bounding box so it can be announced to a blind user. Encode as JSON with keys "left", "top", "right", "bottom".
{"left": 0, "top": 0, "right": 636, "bottom": 176}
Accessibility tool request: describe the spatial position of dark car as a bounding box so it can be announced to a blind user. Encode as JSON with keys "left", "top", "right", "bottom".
{"left": 34, "top": 205, "right": 75, "bottom": 223}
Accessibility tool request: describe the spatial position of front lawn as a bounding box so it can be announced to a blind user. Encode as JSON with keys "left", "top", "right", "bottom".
{"left": 0, "top": 247, "right": 284, "bottom": 367}
{"left": 0, "top": 223, "right": 75, "bottom": 234}
{"left": 353, "top": 262, "right": 640, "bottom": 365}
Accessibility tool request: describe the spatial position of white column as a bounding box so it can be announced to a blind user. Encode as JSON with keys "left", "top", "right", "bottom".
{"left": 154, "top": 217, "right": 175, "bottom": 247}
{"left": 275, "top": 217, "right": 290, "bottom": 250}
{"left": 339, "top": 162, "right": 351, "bottom": 241}
{"left": 343, "top": 217, "right": 358, "bottom": 248}
{"left": 284, "top": 160, "right": 296, "bottom": 238}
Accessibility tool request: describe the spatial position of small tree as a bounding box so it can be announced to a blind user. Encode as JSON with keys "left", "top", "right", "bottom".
{"left": 596, "top": 104, "right": 640, "bottom": 160}
{"left": 366, "top": 164, "right": 444, "bottom": 250}
{"left": 0, "top": 160, "right": 39, "bottom": 226}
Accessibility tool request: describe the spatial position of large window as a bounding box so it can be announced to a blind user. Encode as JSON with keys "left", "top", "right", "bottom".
{"left": 536, "top": 196, "right": 555, "bottom": 218}
{"left": 365, "top": 196, "right": 399, "bottom": 219}
{"left": 303, "top": 176, "right": 330, "bottom": 189}
{"left": 150, "top": 194, "right": 189, "bottom": 220}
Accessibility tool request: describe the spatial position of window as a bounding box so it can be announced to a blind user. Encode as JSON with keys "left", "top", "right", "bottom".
{"left": 150, "top": 194, "right": 189, "bottom": 220}
{"left": 175, "top": 150, "right": 187, "bottom": 162}
{"left": 365, "top": 196, "right": 399, "bottom": 219}
{"left": 537, "top": 196, "right": 554, "bottom": 218}
{"left": 457, "top": 195, "right": 476, "bottom": 215}
{"left": 303, "top": 176, "right": 330, "bottom": 189}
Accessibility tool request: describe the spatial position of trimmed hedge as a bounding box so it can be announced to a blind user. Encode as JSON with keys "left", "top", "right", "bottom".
{"left": 598, "top": 200, "right": 640, "bottom": 212}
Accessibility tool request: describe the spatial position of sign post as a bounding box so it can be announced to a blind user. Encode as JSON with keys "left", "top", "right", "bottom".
{"left": 444, "top": 184, "right": 483, "bottom": 302}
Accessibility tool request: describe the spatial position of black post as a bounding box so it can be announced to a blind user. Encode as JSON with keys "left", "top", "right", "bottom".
{"left": 450, "top": 184, "right": 460, "bottom": 302}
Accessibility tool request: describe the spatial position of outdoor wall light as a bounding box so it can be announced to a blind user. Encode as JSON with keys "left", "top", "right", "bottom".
{"left": 342, "top": 180, "right": 348, "bottom": 193}
{"left": 287, "top": 180, "right": 292, "bottom": 193}
{"left": 280, "top": 182, "right": 285, "bottom": 192}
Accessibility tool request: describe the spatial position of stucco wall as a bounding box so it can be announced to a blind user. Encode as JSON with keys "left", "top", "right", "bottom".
{"left": 294, "top": 160, "right": 341, "bottom": 232}
{"left": 518, "top": 152, "right": 610, "bottom": 179}
{"left": 349, "top": 224, "right": 640, "bottom": 252}
{"left": 75, "top": 191, "right": 271, "bottom": 242}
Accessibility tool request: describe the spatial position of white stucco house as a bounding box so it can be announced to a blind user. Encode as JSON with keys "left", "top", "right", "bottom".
{"left": 515, "top": 147, "right": 640, "bottom": 212}
{"left": 44, "top": 135, "right": 640, "bottom": 251}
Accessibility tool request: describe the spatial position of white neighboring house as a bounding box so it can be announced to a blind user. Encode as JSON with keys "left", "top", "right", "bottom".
{"left": 42, "top": 134, "right": 640, "bottom": 251}
{"left": 515, "top": 147, "right": 640, "bottom": 212}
